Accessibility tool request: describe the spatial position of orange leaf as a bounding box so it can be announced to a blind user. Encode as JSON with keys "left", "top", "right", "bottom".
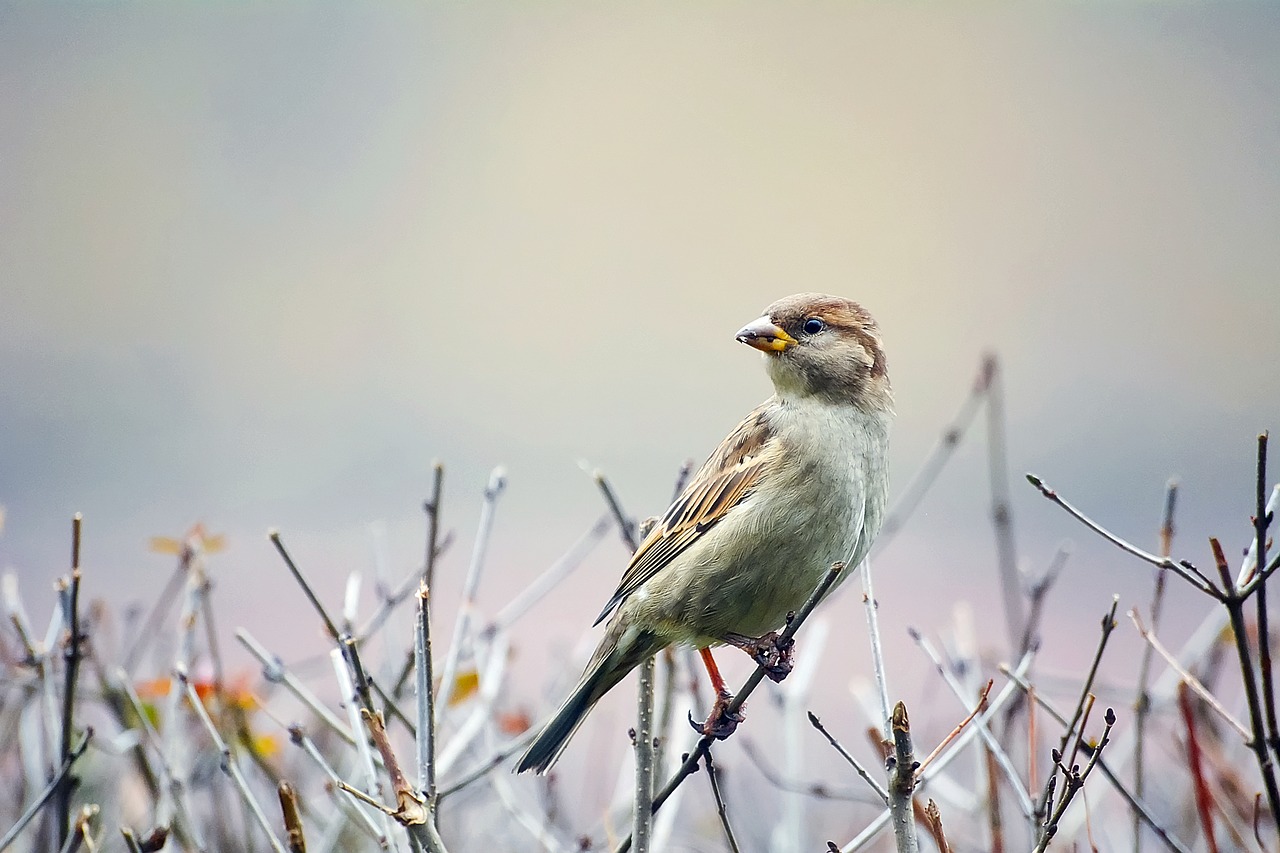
{"left": 448, "top": 669, "right": 480, "bottom": 706}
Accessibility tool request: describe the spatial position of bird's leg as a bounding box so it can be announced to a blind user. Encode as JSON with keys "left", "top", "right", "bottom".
{"left": 688, "top": 647, "right": 744, "bottom": 739}
{"left": 722, "top": 624, "right": 795, "bottom": 683}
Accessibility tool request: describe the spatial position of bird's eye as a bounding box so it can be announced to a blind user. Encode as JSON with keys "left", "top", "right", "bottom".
{"left": 802, "top": 317, "right": 825, "bottom": 335}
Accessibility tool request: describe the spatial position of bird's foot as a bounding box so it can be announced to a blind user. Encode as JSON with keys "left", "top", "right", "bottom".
{"left": 724, "top": 630, "right": 795, "bottom": 683}
{"left": 688, "top": 691, "right": 744, "bottom": 740}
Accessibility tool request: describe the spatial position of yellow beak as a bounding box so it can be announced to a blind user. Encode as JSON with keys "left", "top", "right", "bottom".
{"left": 735, "top": 317, "right": 797, "bottom": 353}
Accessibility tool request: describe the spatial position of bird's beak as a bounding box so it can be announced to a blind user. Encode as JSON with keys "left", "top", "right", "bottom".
{"left": 735, "top": 317, "right": 797, "bottom": 353}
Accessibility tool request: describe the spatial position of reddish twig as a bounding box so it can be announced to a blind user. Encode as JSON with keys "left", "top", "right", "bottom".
{"left": 1179, "top": 684, "right": 1220, "bottom": 853}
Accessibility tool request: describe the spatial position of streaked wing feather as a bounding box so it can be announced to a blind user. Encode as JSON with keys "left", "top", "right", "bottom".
{"left": 593, "top": 404, "right": 778, "bottom": 625}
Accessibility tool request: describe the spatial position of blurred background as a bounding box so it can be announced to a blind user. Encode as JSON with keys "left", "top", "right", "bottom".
{"left": 1, "top": 1, "right": 1278, "bottom": 782}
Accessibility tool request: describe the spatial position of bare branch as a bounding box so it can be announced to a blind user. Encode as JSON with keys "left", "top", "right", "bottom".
{"left": 1025, "top": 474, "right": 1220, "bottom": 598}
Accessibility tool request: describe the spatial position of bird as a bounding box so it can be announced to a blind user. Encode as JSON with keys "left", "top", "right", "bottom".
{"left": 515, "top": 293, "right": 893, "bottom": 774}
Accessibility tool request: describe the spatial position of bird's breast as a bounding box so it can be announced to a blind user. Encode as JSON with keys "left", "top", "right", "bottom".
{"left": 631, "top": 399, "right": 891, "bottom": 644}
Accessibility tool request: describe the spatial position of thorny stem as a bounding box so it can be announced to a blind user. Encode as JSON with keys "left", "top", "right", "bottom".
{"left": 613, "top": 562, "right": 846, "bottom": 853}
{"left": 1211, "top": 536, "right": 1280, "bottom": 832}
{"left": 57, "top": 513, "right": 83, "bottom": 849}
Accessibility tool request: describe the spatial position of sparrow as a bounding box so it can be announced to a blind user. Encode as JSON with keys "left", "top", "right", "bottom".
{"left": 516, "top": 293, "right": 893, "bottom": 774}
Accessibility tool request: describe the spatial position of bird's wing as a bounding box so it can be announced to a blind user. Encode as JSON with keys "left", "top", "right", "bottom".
{"left": 593, "top": 403, "right": 779, "bottom": 625}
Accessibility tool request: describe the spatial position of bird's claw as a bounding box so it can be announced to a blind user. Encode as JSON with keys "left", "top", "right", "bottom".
{"left": 688, "top": 692, "right": 744, "bottom": 740}
{"left": 752, "top": 630, "right": 795, "bottom": 683}
{"left": 724, "top": 630, "right": 795, "bottom": 683}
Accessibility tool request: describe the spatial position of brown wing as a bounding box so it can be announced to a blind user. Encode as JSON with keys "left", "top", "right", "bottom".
{"left": 593, "top": 403, "right": 779, "bottom": 625}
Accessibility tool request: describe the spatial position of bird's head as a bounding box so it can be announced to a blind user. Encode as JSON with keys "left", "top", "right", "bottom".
{"left": 736, "top": 293, "right": 892, "bottom": 412}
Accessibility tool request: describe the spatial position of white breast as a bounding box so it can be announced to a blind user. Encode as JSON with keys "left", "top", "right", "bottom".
{"left": 633, "top": 396, "right": 892, "bottom": 644}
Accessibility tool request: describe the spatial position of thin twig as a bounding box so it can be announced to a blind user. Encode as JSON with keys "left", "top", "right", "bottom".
{"left": 614, "top": 562, "right": 846, "bottom": 853}
{"left": 739, "top": 737, "right": 874, "bottom": 803}
{"left": 861, "top": 558, "right": 892, "bottom": 741}
{"left": 1026, "top": 474, "right": 1221, "bottom": 598}
{"left": 180, "top": 668, "right": 289, "bottom": 853}
{"left": 120, "top": 562, "right": 186, "bottom": 676}
{"left": 278, "top": 782, "right": 307, "bottom": 853}
{"left": 1134, "top": 478, "right": 1178, "bottom": 853}
{"left": 909, "top": 629, "right": 1034, "bottom": 818}
{"left": 1254, "top": 434, "right": 1278, "bottom": 758}
{"left": 1210, "top": 535, "right": 1280, "bottom": 829}
{"left": 983, "top": 354, "right": 1025, "bottom": 649}
{"left": 1129, "top": 609, "right": 1250, "bottom": 738}
{"left": 414, "top": 582, "right": 436, "bottom": 814}
{"left": 1032, "top": 707, "right": 1116, "bottom": 852}
{"left": 56, "top": 513, "right": 84, "bottom": 849}
{"left": 808, "top": 712, "right": 888, "bottom": 804}
{"left": 361, "top": 709, "right": 450, "bottom": 853}
{"left": 632, "top": 656, "right": 657, "bottom": 853}
{"left": 839, "top": 650, "right": 1036, "bottom": 852}
{"left": 278, "top": 722, "right": 387, "bottom": 847}
{"left": 269, "top": 530, "right": 343, "bottom": 642}
{"left": 424, "top": 462, "right": 444, "bottom": 597}
{"left": 1001, "top": 665, "right": 1191, "bottom": 853}
{"left": 874, "top": 357, "right": 989, "bottom": 554}
{"left": 235, "top": 628, "right": 356, "bottom": 747}
{"left": 1033, "top": 597, "right": 1118, "bottom": 829}
{"left": 703, "top": 750, "right": 741, "bottom": 853}
{"left": 1178, "top": 684, "right": 1220, "bottom": 853}
{"left": 0, "top": 729, "right": 92, "bottom": 853}
{"left": 331, "top": 649, "right": 396, "bottom": 846}
{"left": 914, "top": 681, "right": 994, "bottom": 777}
{"left": 434, "top": 729, "right": 539, "bottom": 803}
{"left": 1018, "top": 544, "right": 1071, "bottom": 658}
{"left": 435, "top": 467, "right": 506, "bottom": 712}
{"left": 922, "top": 800, "right": 953, "bottom": 853}
{"left": 484, "top": 516, "right": 609, "bottom": 636}
{"left": 593, "top": 469, "right": 639, "bottom": 552}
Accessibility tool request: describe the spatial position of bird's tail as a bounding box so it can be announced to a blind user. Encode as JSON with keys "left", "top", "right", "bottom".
{"left": 516, "top": 625, "right": 659, "bottom": 774}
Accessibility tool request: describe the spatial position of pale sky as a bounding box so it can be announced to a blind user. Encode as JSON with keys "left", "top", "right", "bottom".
{"left": 2, "top": 3, "right": 1278, "bottom": 715}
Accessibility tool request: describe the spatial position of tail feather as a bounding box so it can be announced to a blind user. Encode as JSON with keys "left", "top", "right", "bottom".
{"left": 515, "top": 667, "right": 607, "bottom": 774}
{"left": 516, "top": 627, "right": 659, "bottom": 774}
